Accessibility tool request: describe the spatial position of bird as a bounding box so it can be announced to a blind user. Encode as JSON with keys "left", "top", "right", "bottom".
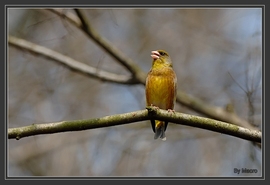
{"left": 145, "top": 50, "right": 177, "bottom": 140}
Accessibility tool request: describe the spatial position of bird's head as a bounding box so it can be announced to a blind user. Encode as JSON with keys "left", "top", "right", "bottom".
{"left": 151, "top": 50, "right": 173, "bottom": 69}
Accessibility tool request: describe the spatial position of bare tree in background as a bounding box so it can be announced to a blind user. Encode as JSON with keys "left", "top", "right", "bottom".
{"left": 8, "top": 8, "right": 262, "bottom": 177}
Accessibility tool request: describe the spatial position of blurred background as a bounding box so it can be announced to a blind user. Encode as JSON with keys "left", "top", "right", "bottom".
{"left": 8, "top": 8, "right": 262, "bottom": 177}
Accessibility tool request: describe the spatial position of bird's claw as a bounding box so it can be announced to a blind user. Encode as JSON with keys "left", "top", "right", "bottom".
{"left": 167, "top": 109, "right": 175, "bottom": 113}
{"left": 150, "top": 104, "right": 159, "bottom": 110}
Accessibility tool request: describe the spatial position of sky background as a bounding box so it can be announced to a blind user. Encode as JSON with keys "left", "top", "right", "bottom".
{"left": 8, "top": 7, "right": 262, "bottom": 177}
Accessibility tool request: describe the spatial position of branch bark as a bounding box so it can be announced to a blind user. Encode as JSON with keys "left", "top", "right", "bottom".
{"left": 8, "top": 108, "right": 261, "bottom": 143}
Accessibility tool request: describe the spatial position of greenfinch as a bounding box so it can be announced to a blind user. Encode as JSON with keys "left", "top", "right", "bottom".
{"left": 145, "top": 50, "right": 177, "bottom": 140}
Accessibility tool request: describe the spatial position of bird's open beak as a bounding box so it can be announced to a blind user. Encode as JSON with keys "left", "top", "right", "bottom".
{"left": 151, "top": 51, "right": 160, "bottom": 59}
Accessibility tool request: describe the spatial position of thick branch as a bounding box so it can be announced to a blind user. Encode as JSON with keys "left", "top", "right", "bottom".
{"left": 8, "top": 35, "right": 137, "bottom": 84}
{"left": 8, "top": 108, "right": 261, "bottom": 143}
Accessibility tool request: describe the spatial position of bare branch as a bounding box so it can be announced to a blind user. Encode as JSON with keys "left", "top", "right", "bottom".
{"left": 48, "top": 8, "right": 259, "bottom": 132}
{"left": 74, "top": 9, "right": 145, "bottom": 79}
{"left": 8, "top": 35, "right": 137, "bottom": 84}
{"left": 9, "top": 9, "right": 260, "bottom": 135}
{"left": 8, "top": 108, "right": 261, "bottom": 143}
{"left": 176, "top": 91, "right": 258, "bottom": 131}
{"left": 47, "top": 8, "right": 81, "bottom": 27}
{"left": 49, "top": 8, "right": 146, "bottom": 83}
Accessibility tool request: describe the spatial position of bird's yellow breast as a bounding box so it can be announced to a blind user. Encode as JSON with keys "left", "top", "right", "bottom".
{"left": 145, "top": 67, "right": 176, "bottom": 110}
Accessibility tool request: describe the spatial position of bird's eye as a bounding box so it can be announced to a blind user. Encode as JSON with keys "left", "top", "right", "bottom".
{"left": 159, "top": 51, "right": 165, "bottom": 56}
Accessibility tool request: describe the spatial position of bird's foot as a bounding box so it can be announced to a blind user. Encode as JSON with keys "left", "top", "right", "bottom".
{"left": 146, "top": 104, "right": 159, "bottom": 114}
{"left": 150, "top": 104, "right": 159, "bottom": 109}
{"left": 167, "top": 109, "right": 175, "bottom": 113}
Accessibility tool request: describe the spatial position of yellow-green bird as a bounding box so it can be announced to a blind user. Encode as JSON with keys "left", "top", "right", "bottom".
{"left": 145, "top": 50, "right": 177, "bottom": 140}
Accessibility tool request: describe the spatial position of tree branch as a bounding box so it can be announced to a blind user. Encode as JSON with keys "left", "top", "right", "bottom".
{"left": 175, "top": 91, "right": 258, "bottom": 131}
{"left": 8, "top": 108, "right": 261, "bottom": 143}
{"left": 49, "top": 8, "right": 146, "bottom": 83}
{"left": 8, "top": 35, "right": 137, "bottom": 84}
{"left": 8, "top": 9, "right": 260, "bottom": 139}
{"left": 74, "top": 9, "right": 146, "bottom": 79}
{"left": 47, "top": 8, "right": 259, "bottom": 133}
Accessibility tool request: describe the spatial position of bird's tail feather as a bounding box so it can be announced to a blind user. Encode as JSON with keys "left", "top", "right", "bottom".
{"left": 154, "top": 121, "right": 166, "bottom": 141}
